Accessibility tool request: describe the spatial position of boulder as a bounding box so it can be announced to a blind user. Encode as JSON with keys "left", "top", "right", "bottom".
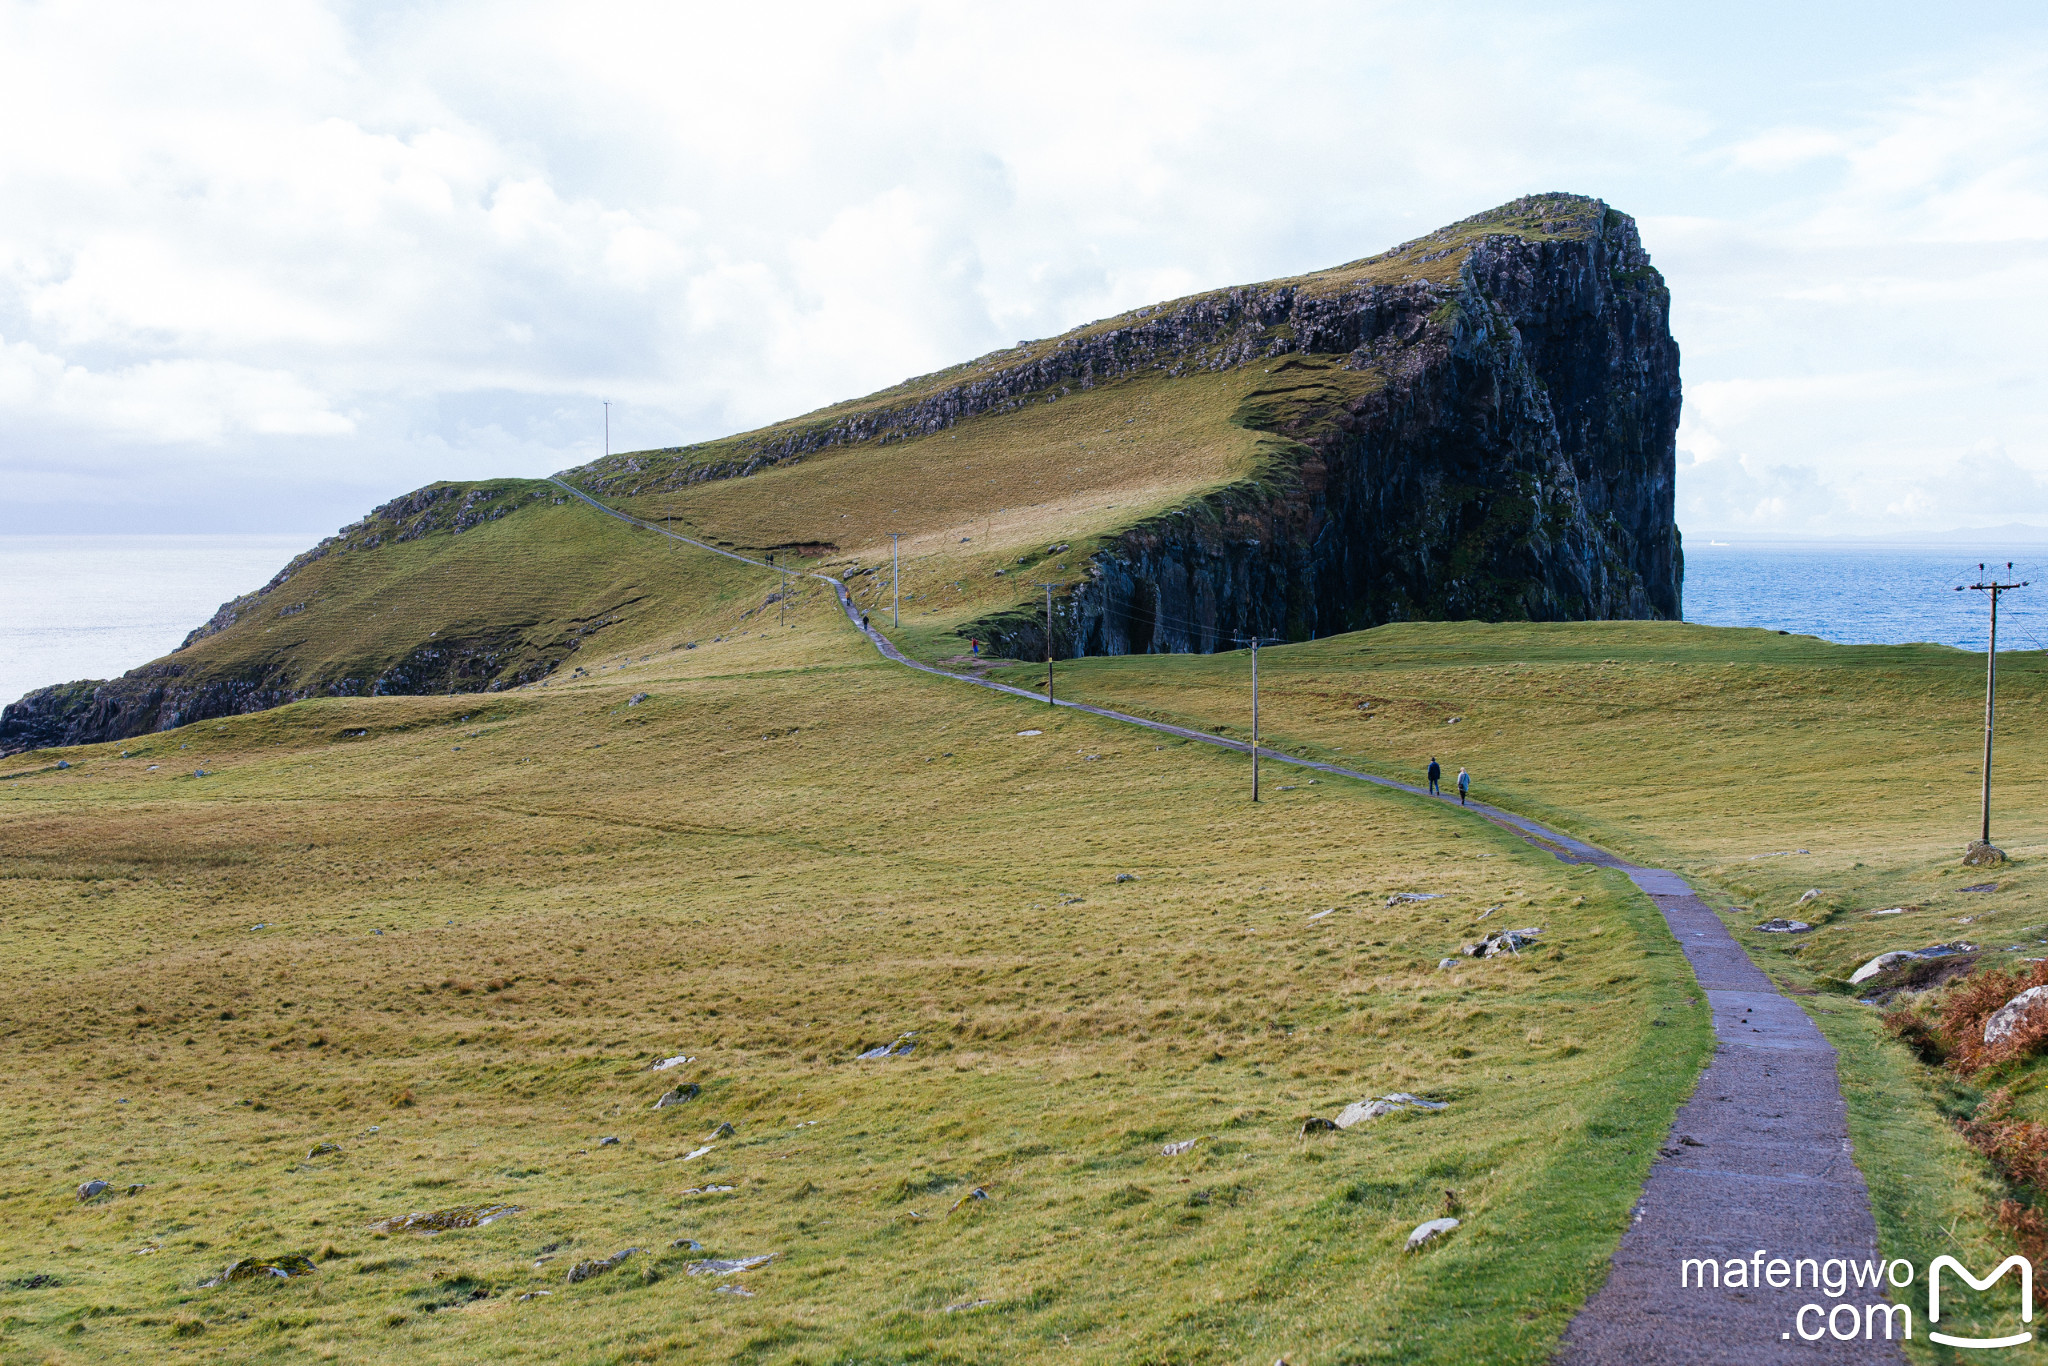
{"left": 200, "top": 1253, "right": 317, "bottom": 1287}
{"left": 1299, "top": 1117, "right": 1340, "bottom": 1136}
{"left": 1850, "top": 943, "right": 1978, "bottom": 984}
{"left": 1336, "top": 1094, "right": 1449, "bottom": 1129}
{"left": 1754, "top": 919, "right": 1811, "bottom": 934}
{"left": 1161, "top": 1137, "right": 1200, "bottom": 1156}
{"left": 1984, "top": 986, "right": 2048, "bottom": 1048}
{"left": 687, "top": 1253, "right": 775, "bottom": 1277}
{"left": 1797, "top": 889, "right": 1822, "bottom": 905}
{"left": 565, "top": 1248, "right": 639, "bottom": 1284}
{"left": 76, "top": 1180, "right": 110, "bottom": 1201}
{"left": 1463, "top": 928, "right": 1542, "bottom": 958}
{"left": 307, "top": 1141, "right": 341, "bottom": 1158}
{"left": 1964, "top": 841, "right": 2009, "bottom": 867}
{"left": 1406, "top": 1217, "right": 1460, "bottom": 1251}
{"left": 654, "top": 1083, "right": 700, "bottom": 1109}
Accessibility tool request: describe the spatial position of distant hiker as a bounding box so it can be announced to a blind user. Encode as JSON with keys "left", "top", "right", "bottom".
{"left": 1427, "top": 757, "right": 1441, "bottom": 796}
{"left": 970, "top": 637, "right": 980, "bottom": 656}
{"left": 862, "top": 614, "right": 870, "bottom": 631}
{"left": 1457, "top": 767, "right": 1470, "bottom": 806}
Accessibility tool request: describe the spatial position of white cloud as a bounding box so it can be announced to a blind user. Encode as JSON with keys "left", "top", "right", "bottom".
{"left": 0, "top": 1, "right": 2044, "bottom": 538}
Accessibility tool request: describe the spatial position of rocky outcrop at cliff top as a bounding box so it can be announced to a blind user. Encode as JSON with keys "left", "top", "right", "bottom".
{"left": 570, "top": 192, "right": 1681, "bottom": 660}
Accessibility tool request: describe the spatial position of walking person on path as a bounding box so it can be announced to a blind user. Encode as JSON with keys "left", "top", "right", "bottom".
{"left": 1457, "top": 767, "right": 1470, "bottom": 806}
{"left": 1427, "top": 757, "right": 1441, "bottom": 796}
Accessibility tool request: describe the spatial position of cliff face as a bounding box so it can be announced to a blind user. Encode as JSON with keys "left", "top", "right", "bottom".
{"left": 963, "top": 200, "right": 1680, "bottom": 658}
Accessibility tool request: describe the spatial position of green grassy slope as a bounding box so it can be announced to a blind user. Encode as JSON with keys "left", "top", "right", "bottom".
{"left": 993, "top": 621, "right": 2048, "bottom": 1358}
{"left": 0, "top": 570, "right": 1712, "bottom": 1364}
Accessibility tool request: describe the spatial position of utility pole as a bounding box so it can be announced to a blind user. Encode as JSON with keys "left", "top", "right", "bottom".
{"left": 1034, "top": 583, "right": 1060, "bottom": 703}
{"left": 769, "top": 554, "right": 785, "bottom": 628}
{"left": 603, "top": 400, "right": 610, "bottom": 458}
{"left": 1236, "top": 634, "right": 1278, "bottom": 801}
{"left": 1958, "top": 563, "right": 2029, "bottom": 849}
{"left": 888, "top": 533, "right": 903, "bottom": 628}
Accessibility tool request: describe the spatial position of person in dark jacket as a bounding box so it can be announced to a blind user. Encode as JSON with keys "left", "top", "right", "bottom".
{"left": 1427, "top": 757, "right": 1441, "bottom": 796}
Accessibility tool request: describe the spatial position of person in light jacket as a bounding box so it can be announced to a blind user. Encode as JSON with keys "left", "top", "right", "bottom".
{"left": 1457, "top": 767, "right": 1470, "bottom": 806}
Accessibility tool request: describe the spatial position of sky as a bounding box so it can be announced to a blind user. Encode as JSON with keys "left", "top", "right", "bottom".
{"left": 2, "top": 0, "right": 2046, "bottom": 541}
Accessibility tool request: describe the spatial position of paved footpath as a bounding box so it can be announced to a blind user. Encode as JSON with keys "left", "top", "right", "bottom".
{"left": 557, "top": 481, "right": 1906, "bottom": 1363}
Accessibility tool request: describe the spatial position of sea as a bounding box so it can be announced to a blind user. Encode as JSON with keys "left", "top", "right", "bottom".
{"left": 3, "top": 535, "right": 2047, "bottom": 709}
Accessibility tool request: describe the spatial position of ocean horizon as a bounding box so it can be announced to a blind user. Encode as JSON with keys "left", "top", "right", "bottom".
{"left": 4, "top": 533, "right": 2047, "bottom": 712}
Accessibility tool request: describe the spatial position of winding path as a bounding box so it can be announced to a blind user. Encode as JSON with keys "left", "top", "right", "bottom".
{"left": 552, "top": 478, "right": 1903, "bottom": 1364}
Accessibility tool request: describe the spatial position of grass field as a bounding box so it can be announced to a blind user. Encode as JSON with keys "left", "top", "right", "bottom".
{"left": 0, "top": 570, "right": 1711, "bottom": 1364}
{"left": 994, "top": 621, "right": 2048, "bottom": 1354}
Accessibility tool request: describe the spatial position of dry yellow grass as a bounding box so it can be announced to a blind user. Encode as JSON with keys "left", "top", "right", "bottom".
{"left": 0, "top": 604, "right": 1708, "bottom": 1364}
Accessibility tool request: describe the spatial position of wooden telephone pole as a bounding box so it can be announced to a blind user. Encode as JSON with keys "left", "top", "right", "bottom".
{"left": 1034, "top": 583, "right": 1060, "bottom": 703}
{"left": 1959, "top": 564, "right": 2028, "bottom": 849}
{"left": 1236, "top": 634, "right": 1280, "bottom": 801}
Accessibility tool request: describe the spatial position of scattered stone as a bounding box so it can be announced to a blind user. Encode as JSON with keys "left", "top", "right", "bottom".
{"left": 370, "top": 1203, "right": 523, "bottom": 1234}
{"left": 1115, "top": 873, "right": 1138, "bottom": 883}
{"left": 1964, "top": 841, "right": 2009, "bottom": 867}
{"left": 1849, "top": 942, "right": 1979, "bottom": 985}
{"left": 55, "top": 760, "right": 69, "bottom": 769}
{"left": 627, "top": 693, "right": 650, "bottom": 707}
{"left": 945, "top": 1297, "right": 996, "bottom": 1312}
{"left": 681, "top": 1145, "right": 713, "bottom": 1162}
{"left": 1336, "top": 1094, "right": 1449, "bottom": 1129}
{"left": 856, "top": 1033, "right": 916, "bottom": 1060}
{"left": 1299, "top": 1117, "right": 1341, "bottom": 1136}
{"left": 1962, "top": 882, "right": 2001, "bottom": 894}
{"left": 1796, "top": 889, "right": 1823, "bottom": 905}
{"left": 1754, "top": 919, "right": 1812, "bottom": 933}
{"left": 650, "top": 1053, "right": 696, "bottom": 1072}
{"left": 200, "top": 1253, "right": 317, "bottom": 1287}
{"left": 1984, "top": 986, "right": 2048, "bottom": 1047}
{"left": 670, "top": 1237, "right": 704, "bottom": 1250}
{"left": 565, "top": 1248, "right": 639, "bottom": 1284}
{"left": 1870, "top": 908, "right": 1906, "bottom": 916}
{"left": 706, "top": 1122, "right": 735, "bottom": 1139}
{"left": 193, "top": 769, "right": 209, "bottom": 778}
{"left": 1308, "top": 908, "right": 1335, "bottom": 922}
{"left": 1406, "top": 1217, "right": 1460, "bottom": 1251}
{"left": 1437, "top": 958, "right": 1460, "bottom": 971}
{"left": 948, "top": 1187, "right": 989, "bottom": 1213}
{"left": 1015, "top": 729, "right": 1040, "bottom": 737}
{"left": 680, "top": 1185, "right": 735, "bottom": 1195}
{"left": 654, "top": 1084, "right": 700, "bottom": 1109}
{"left": 1463, "top": 928, "right": 1542, "bottom": 958}
{"left": 126, "top": 1184, "right": 146, "bottom": 1196}
{"left": 598, "top": 1136, "right": 620, "bottom": 1147}
{"left": 307, "top": 1141, "right": 341, "bottom": 1158}
{"left": 76, "top": 1180, "right": 111, "bottom": 1201}
{"left": 1161, "top": 1138, "right": 1201, "bottom": 1156}
{"left": 1387, "top": 892, "right": 1444, "bottom": 906}
{"left": 714, "top": 1284, "right": 755, "bottom": 1296}
{"left": 517, "top": 1290, "right": 552, "bottom": 1300}
{"left": 688, "top": 1254, "right": 775, "bottom": 1277}
{"left": 5, "top": 1274, "right": 59, "bottom": 1290}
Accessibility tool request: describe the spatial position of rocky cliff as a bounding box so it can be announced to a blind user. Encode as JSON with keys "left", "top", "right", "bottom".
{"left": 966, "top": 197, "right": 1682, "bottom": 658}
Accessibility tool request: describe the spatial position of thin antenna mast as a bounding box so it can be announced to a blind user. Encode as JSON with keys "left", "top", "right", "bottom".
{"left": 1959, "top": 562, "right": 2028, "bottom": 851}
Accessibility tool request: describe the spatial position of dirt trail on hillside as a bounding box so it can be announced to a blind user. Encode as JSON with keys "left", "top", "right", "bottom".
{"left": 564, "top": 479, "right": 1905, "bottom": 1365}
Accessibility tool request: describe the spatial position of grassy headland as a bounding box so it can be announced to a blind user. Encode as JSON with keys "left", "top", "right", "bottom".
{"left": 0, "top": 581, "right": 1710, "bottom": 1364}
